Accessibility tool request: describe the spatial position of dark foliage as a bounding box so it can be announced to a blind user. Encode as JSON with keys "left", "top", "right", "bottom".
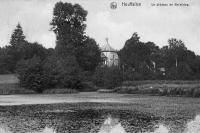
{"left": 75, "top": 36, "right": 101, "bottom": 71}
{"left": 0, "top": 24, "right": 49, "bottom": 74}
{"left": 47, "top": 2, "right": 101, "bottom": 90}
{"left": 16, "top": 56, "right": 50, "bottom": 93}
{"left": 93, "top": 66, "right": 123, "bottom": 89}
{"left": 119, "top": 33, "right": 200, "bottom": 80}
{"left": 51, "top": 2, "right": 100, "bottom": 72}
{"left": 51, "top": 2, "right": 87, "bottom": 44}
{"left": 10, "top": 23, "right": 25, "bottom": 47}
{"left": 43, "top": 54, "right": 83, "bottom": 90}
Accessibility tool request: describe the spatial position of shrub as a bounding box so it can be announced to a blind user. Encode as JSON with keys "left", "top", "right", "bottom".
{"left": 93, "top": 66, "right": 123, "bottom": 89}
{"left": 16, "top": 56, "right": 51, "bottom": 93}
{"left": 122, "top": 80, "right": 200, "bottom": 86}
{"left": 114, "top": 86, "right": 139, "bottom": 94}
{"left": 115, "top": 83, "right": 200, "bottom": 97}
{"left": 43, "top": 55, "right": 83, "bottom": 90}
{"left": 92, "top": 66, "right": 105, "bottom": 87}
{"left": 43, "top": 88, "right": 78, "bottom": 94}
{"left": 80, "top": 82, "right": 99, "bottom": 92}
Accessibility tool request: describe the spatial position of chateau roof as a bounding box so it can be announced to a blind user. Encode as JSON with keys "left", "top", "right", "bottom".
{"left": 101, "top": 38, "right": 116, "bottom": 52}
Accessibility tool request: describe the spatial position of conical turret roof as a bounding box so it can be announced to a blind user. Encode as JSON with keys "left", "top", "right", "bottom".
{"left": 101, "top": 38, "right": 116, "bottom": 52}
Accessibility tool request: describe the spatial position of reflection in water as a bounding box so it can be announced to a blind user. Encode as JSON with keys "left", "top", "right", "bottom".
{"left": 0, "top": 109, "right": 200, "bottom": 133}
{"left": 36, "top": 127, "right": 55, "bottom": 133}
{"left": 98, "top": 116, "right": 170, "bottom": 133}
{"left": 150, "top": 115, "right": 200, "bottom": 133}
{"left": 153, "top": 124, "right": 169, "bottom": 133}
{"left": 0, "top": 109, "right": 161, "bottom": 133}
{"left": 0, "top": 126, "right": 11, "bottom": 133}
{"left": 183, "top": 115, "right": 200, "bottom": 133}
{"left": 99, "top": 116, "right": 126, "bottom": 133}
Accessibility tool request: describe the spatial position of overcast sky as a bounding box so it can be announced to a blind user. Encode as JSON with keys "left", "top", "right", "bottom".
{"left": 0, "top": 0, "right": 200, "bottom": 54}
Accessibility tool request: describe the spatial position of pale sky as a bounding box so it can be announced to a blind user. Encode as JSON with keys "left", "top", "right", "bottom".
{"left": 0, "top": 0, "right": 200, "bottom": 54}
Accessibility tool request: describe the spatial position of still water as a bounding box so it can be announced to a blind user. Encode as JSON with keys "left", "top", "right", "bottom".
{"left": 0, "top": 109, "right": 199, "bottom": 133}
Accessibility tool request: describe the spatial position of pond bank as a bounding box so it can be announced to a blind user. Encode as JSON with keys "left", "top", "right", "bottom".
{"left": 0, "top": 92, "right": 200, "bottom": 117}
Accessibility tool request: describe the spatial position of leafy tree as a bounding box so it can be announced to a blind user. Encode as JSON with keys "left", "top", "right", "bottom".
{"left": 6, "top": 41, "right": 48, "bottom": 73}
{"left": 0, "top": 47, "right": 11, "bottom": 73}
{"left": 57, "top": 56, "right": 82, "bottom": 89}
{"left": 167, "top": 38, "right": 187, "bottom": 67}
{"left": 118, "top": 32, "right": 141, "bottom": 69}
{"left": 92, "top": 67, "right": 105, "bottom": 87}
{"left": 161, "top": 38, "right": 199, "bottom": 79}
{"left": 2, "top": 23, "right": 49, "bottom": 73}
{"left": 51, "top": 2, "right": 100, "bottom": 71}
{"left": 119, "top": 34, "right": 200, "bottom": 80}
{"left": 93, "top": 66, "right": 122, "bottom": 89}
{"left": 75, "top": 36, "right": 101, "bottom": 71}
{"left": 20, "top": 42, "right": 48, "bottom": 61}
{"left": 50, "top": 1, "right": 101, "bottom": 90}
{"left": 43, "top": 54, "right": 83, "bottom": 89}
{"left": 0, "top": 46, "right": 16, "bottom": 73}
{"left": 51, "top": 2, "right": 87, "bottom": 41}
{"left": 8, "top": 24, "right": 48, "bottom": 72}
{"left": 145, "top": 42, "right": 160, "bottom": 69}
{"left": 119, "top": 32, "right": 161, "bottom": 80}
{"left": 51, "top": 2, "right": 87, "bottom": 56}
{"left": 50, "top": 2, "right": 87, "bottom": 89}
{"left": 16, "top": 56, "right": 50, "bottom": 93}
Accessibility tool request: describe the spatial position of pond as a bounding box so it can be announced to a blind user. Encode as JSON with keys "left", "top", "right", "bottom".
{"left": 0, "top": 108, "right": 199, "bottom": 133}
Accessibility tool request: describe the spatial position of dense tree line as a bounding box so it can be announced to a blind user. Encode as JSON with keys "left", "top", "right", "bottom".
{"left": 119, "top": 32, "right": 200, "bottom": 80}
{"left": 0, "top": 2, "right": 200, "bottom": 92}
{"left": 0, "top": 2, "right": 101, "bottom": 92}
{"left": 0, "top": 24, "right": 49, "bottom": 74}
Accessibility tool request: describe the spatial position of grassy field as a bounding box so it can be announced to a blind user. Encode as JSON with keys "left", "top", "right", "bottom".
{"left": 0, "top": 74, "right": 36, "bottom": 94}
{"left": 115, "top": 80, "right": 200, "bottom": 97}
{"left": 0, "top": 74, "right": 18, "bottom": 84}
{"left": 123, "top": 80, "right": 200, "bottom": 86}
{"left": 0, "top": 74, "right": 35, "bottom": 95}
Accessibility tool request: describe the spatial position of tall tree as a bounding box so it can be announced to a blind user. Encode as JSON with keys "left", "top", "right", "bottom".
{"left": 119, "top": 33, "right": 163, "bottom": 80}
{"left": 161, "top": 38, "right": 197, "bottom": 79}
{"left": 118, "top": 32, "right": 141, "bottom": 69}
{"left": 119, "top": 33, "right": 159, "bottom": 71}
{"left": 50, "top": 2, "right": 100, "bottom": 72}
{"left": 6, "top": 24, "right": 49, "bottom": 73}
{"left": 7, "top": 23, "right": 28, "bottom": 72}
{"left": 48, "top": 2, "right": 91, "bottom": 89}
{"left": 50, "top": 2, "right": 88, "bottom": 57}
{"left": 10, "top": 23, "right": 26, "bottom": 47}
{"left": 75, "top": 36, "right": 101, "bottom": 71}
{"left": 168, "top": 38, "right": 187, "bottom": 67}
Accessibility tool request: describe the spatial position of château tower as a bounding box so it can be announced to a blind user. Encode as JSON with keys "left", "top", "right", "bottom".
{"left": 100, "top": 38, "right": 119, "bottom": 66}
